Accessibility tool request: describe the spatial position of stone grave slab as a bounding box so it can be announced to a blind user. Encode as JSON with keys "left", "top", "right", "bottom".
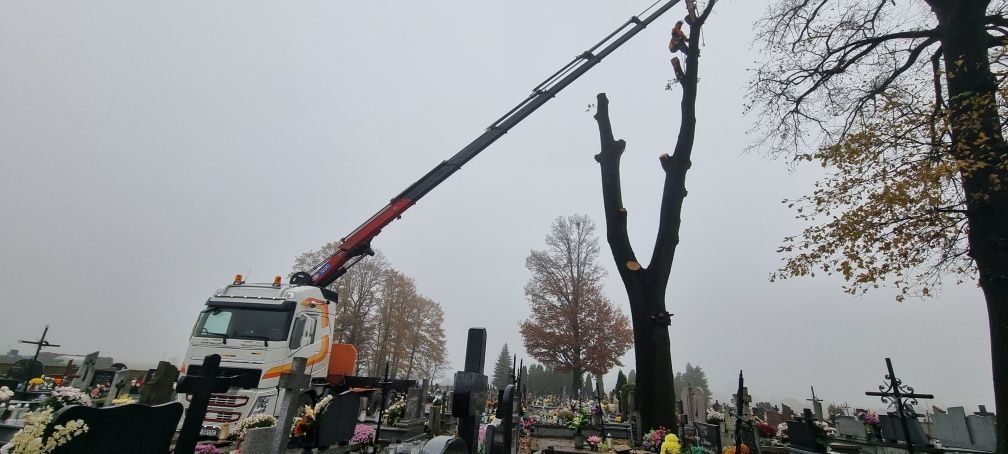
{"left": 788, "top": 410, "right": 826, "bottom": 454}
{"left": 138, "top": 361, "right": 178, "bottom": 405}
{"left": 42, "top": 402, "right": 183, "bottom": 453}
{"left": 103, "top": 369, "right": 130, "bottom": 407}
{"left": 932, "top": 406, "right": 996, "bottom": 452}
{"left": 407, "top": 387, "right": 423, "bottom": 420}
{"left": 69, "top": 352, "right": 98, "bottom": 390}
{"left": 682, "top": 386, "right": 707, "bottom": 426}
{"left": 966, "top": 414, "right": 996, "bottom": 452}
{"left": 421, "top": 435, "right": 469, "bottom": 454}
{"left": 879, "top": 414, "right": 929, "bottom": 446}
{"left": 835, "top": 415, "right": 866, "bottom": 441}
{"left": 736, "top": 422, "right": 761, "bottom": 454}
{"left": 695, "top": 422, "right": 723, "bottom": 454}
{"left": 932, "top": 407, "right": 971, "bottom": 448}
{"left": 453, "top": 328, "right": 488, "bottom": 454}
{"left": 316, "top": 391, "right": 362, "bottom": 447}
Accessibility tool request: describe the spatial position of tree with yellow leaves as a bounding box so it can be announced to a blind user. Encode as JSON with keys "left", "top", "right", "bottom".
{"left": 748, "top": 2, "right": 1008, "bottom": 452}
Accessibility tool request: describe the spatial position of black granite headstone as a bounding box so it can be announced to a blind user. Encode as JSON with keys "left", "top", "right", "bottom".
{"left": 138, "top": 361, "right": 179, "bottom": 405}
{"left": 736, "top": 423, "right": 761, "bottom": 454}
{"left": 421, "top": 436, "right": 470, "bottom": 454}
{"left": 463, "top": 328, "right": 487, "bottom": 374}
{"left": 90, "top": 370, "right": 115, "bottom": 388}
{"left": 695, "top": 422, "right": 722, "bottom": 454}
{"left": 490, "top": 384, "right": 517, "bottom": 454}
{"left": 879, "top": 414, "right": 929, "bottom": 445}
{"left": 787, "top": 410, "right": 826, "bottom": 454}
{"left": 316, "top": 391, "right": 363, "bottom": 447}
{"left": 42, "top": 402, "right": 183, "bottom": 453}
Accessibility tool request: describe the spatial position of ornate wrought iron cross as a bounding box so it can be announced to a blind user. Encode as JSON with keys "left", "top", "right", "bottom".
{"left": 864, "top": 358, "right": 934, "bottom": 454}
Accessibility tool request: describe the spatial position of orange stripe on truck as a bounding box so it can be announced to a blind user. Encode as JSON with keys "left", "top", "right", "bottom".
{"left": 261, "top": 336, "right": 330, "bottom": 379}
{"left": 302, "top": 298, "right": 330, "bottom": 328}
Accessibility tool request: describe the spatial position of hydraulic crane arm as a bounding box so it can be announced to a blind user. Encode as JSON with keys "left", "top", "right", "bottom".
{"left": 294, "top": 0, "right": 681, "bottom": 289}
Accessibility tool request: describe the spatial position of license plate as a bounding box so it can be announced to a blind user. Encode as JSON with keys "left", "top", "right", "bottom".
{"left": 200, "top": 427, "right": 219, "bottom": 437}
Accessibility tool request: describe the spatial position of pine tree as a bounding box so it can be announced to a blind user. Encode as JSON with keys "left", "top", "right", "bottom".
{"left": 674, "top": 363, "right": 710, "bottom": 397}
{"left": 491, "top": 344, "right": 512, "bottom": 389}
{"left": 615, "top": 370, "right": 628, "bottom": 412}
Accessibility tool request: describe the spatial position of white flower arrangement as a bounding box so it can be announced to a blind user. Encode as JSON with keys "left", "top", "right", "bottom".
{"left": 0, "top": 386, "right": 14, "bottom": 403}
{"left": 232, "top": 414, "right": 276, "bottom": 439}
{"left": 775, "top": 422, "right": 789, "bottom": 441}
{"left": 45, "top": 387, "right": 91, "bottom": 410}
{"left": 813, "top": 420, "right": 837, "bottom": 438}
{"left": 313, "top": 395, "right": 334, "bottom": 415}
{"left": 8, "top": 408, "right": 89, "bottom": 454}
{"left": 706, "top": 408, "right": 725, "bottom": 423}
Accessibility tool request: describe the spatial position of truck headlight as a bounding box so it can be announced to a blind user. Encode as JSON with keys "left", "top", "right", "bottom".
{"left": 249, "top": 395, "right": 272, "bottom": 416}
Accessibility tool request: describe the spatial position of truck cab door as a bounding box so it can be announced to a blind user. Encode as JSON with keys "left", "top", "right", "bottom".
{"left": 288, "top": 314, "right": 317, "bottom": 354}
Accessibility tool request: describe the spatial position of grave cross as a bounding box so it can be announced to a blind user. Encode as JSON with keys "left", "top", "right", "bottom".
{"left": 806, "top": 386, "right": 824, "bottom": 421}
{"left": 273, "top": 356, "right": 312, "bottom": 451}
{"left": 864, "top": 358, "right": 934, "bottom": 454}
{"left": 373, "top": 362, "right": 393, "bottom": 447}
{"left": 733, "top": 371, "right": 751, "bottom": 454}
{"left": 452, "top": 328, "right": 489, "bottom": 454}
{"left": 18, "top": 325, "right": 60, "bottom": 390}
{"left": 175, "top": 354, "right": 241, "bottom": 454}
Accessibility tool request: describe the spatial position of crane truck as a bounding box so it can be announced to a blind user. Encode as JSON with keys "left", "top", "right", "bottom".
{"left": 177, "top": 0, "right": 683, "bottom": 438}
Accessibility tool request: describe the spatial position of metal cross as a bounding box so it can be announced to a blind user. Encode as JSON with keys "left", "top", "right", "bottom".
{"left": 807, "top": 386, "right": 824, "bottom": 420}
{"left": 733, "top": 371, "right": 750, "bottom": 454}
{"left": 865, "top": 358, "right": 934, "bottom": 454}
{"left": 807, "top": 386, "right": 822, "bottom": 405}
{"left": 373, "top": 362, "right": 392, "bottom": 448}
{"left": 18, "top": 325, "right": 60, "bottom": 390}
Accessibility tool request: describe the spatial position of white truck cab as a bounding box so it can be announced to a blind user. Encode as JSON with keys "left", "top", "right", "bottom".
{"left": 177, "top": 275, "right": 339, "bottom": 438}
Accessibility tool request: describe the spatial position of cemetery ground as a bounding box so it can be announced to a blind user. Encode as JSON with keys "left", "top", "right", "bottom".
{"left": 0, "top": 326, "right": 998, "bottom": 454}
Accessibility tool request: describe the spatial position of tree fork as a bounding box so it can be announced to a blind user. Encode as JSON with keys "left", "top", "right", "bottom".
{"left": 592, "top": 0, "right": 716, "bottom": 434}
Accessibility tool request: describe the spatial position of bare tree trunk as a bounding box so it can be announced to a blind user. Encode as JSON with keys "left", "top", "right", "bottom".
{"left": 406, "top": 325, "right": 422, "bottom": 379}
{"left": 593, "top": 0, "right": 716, "bottom": 434}
{"left": 927, "top": 2, "right": 1008, "bottom": 452}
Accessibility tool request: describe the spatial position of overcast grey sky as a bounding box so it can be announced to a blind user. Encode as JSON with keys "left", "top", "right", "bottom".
{"left": 0, "top": 0, "right": 992, "bottom": 411}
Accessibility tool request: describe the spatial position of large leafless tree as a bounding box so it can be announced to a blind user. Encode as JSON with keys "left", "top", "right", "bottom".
{"left": 592, "top": 0, "right": 718, "bottom": 433}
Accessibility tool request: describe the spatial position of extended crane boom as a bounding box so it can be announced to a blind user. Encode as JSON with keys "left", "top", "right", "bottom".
{"left": 294, "top": 0, "right": 681, "bottom": 288}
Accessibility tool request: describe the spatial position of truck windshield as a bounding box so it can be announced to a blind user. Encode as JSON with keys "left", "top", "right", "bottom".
{"left": 192, "top": 306, "right": 294, "bottom": 342}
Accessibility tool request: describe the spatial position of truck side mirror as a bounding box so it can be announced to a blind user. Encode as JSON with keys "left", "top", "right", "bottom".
{"left": 290, "top": 316, "right": 306, "bottom": 350}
